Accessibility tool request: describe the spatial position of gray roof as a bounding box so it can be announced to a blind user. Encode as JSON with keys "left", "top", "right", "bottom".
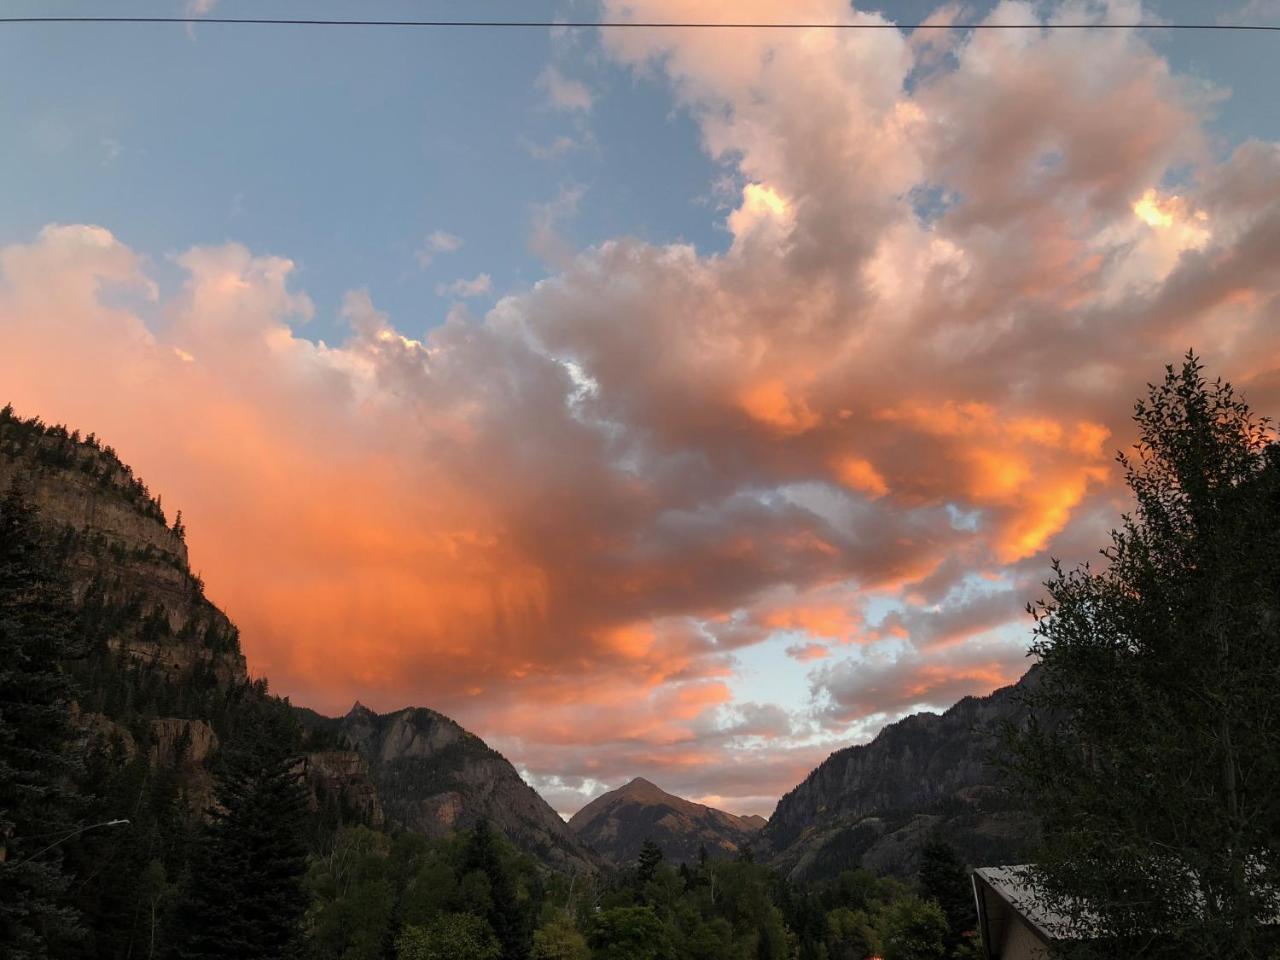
{"left": 974, "top": 865, "right": 1091, "bottom": 941}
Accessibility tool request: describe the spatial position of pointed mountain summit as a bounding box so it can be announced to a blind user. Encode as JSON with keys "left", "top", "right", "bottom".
{"left": 569, "top": 776, "right": 764, "bottom": 865}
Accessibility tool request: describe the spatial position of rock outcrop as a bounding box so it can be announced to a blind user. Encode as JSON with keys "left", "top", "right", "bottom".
{"left": 297, "top": 750, "right": 386, "bottom": 828}
{"left": 762, "top": 669, "right": 1041, "bottom": 881}
{"left": 569, "top": 777, "right": 765, "bottom": 866}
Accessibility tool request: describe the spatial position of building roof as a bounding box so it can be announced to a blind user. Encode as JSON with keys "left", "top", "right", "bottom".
{"left": 973, "top": 865, "right": 1091, "bottom": 942}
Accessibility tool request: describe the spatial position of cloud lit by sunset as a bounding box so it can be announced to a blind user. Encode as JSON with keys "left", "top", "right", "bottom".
{"left": 5, "top": 0, "right": 1280, "bottom": 818}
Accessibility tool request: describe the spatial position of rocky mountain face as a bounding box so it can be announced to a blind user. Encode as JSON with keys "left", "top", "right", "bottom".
{"left": 568, "top": 777, "right": 765, "bottom": 866}
{"left": 296, "top": 703, "right": 598, "bottom": 874}
{"left": 0, "top": 410, "right": 246, "bottom": 690}
{"left": 0, "top": 408, "right": 383, "bottom": 828}
{"left": 762, "top": 669, "right": 1041, "bottom": 882}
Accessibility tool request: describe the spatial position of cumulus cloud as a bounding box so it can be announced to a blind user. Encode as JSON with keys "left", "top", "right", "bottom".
{"left": 6, "top": 1, "right": 1280, "bottom": 815}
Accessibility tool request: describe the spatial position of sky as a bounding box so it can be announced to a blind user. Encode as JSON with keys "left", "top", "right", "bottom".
{"left": 3, "top": 0, "right": 1280, "bottom": 818}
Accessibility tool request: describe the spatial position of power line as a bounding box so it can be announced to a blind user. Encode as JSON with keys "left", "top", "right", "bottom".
{"left": 1, "top": 17, "right": 1278, "bottom": 31}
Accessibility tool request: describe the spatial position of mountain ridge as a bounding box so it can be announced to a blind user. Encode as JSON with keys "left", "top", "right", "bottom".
{"left": 295, "top": 700, "right": 599, "bottom": 873}
{"left": 761, "top": 667, "right": 1040, "bottom": 880}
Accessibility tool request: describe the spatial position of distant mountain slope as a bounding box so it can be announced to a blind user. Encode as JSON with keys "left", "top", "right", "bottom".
{"left": 568, "top": 777, "right": 765, "bottom": 865}
{"left": 296, "top": 703, "right": 599, "bottom": 874}
{"left": 762, "top": 669, "right": 1041, "bottom": 881}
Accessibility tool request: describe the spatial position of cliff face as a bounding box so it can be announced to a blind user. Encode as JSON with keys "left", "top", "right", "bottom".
{"left": 298, "top": 703, "right": 599, "bottom": 874}
{"left": 0, "top": 410, "right": 267, "bottom": 821}
{"left": 0, "top": 411, "right": 246, "bottom": 689}
{"left": 296, "top": 750, "right": 385, "bottom": 828}
{"left": 762, "top": 669, "right": 1041, "bottom": 881}
{"left": 568, "top": 777, "right": 764, "bottom": 866}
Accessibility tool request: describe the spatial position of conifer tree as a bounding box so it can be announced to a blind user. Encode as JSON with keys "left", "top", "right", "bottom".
{"left": 0, "top": 482, "right": 85, "bottom": 958}
{"left": 461, "top": 819, "right": 530, "bottom": 960}
{"left": 917, "top": 838, "right": 974, "bottom": 957}
{"left": 636, "top": 838, "right": 664, "bottom": 886}
{"left": 168, "top": 707, "right": 310, "bottom": 960}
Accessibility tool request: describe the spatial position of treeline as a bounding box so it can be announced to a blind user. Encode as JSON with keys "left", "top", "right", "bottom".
{"left": 301, "top": 827, "right": 977, "bottom": 960}
{"left": 0, "top": 404, "right": 173, "bottom": 528}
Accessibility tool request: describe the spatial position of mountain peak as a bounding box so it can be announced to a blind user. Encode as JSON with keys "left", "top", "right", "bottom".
{"left": 569, "top": 776, "right": 761, "bottom": 865}
{"left": 618, "top": 776, "right": 666, "bottom": 798}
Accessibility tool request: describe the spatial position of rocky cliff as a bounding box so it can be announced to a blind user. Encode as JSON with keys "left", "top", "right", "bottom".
{"left": 762, "top": 669, "right": 1041, "bottom": 881}
{"left": 568, "top": 777, "right": 765, "bottom": 866}
{"left": 296, "top": 703, "right": 599, "bottom": 874}
{"left": 0, "top": 407, "right": 246, "bottom": 689}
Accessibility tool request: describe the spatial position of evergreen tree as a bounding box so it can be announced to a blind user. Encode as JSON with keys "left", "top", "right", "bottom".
{"left": 461, "top": 819, "right": 530, "bottom": 960}
{"left": 168, "top": 709, "right": 310, "bottom": 960}
{"left": 0, "top": 482, "right": 85, "bottom": 958}
{"left": 917, "top": 838, "right": 974, "bottom": 957}
{"left": 637, "top": 838, "right": 664, "bottom": 886}
{"left": 1005, "top": 355, "right": 1280, "bottom": 957}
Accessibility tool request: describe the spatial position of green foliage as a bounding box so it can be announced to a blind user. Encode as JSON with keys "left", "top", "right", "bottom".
{"left": 1004, "top": 355, "right": 1280, "bottom": 957}
{"left": 588, "top": 905, "right": 673, "bottom": 960}
{"left": 305, "top": 826, "right": 396, "bottom": 960}
{"left": 636, "top": 838, "right": 664, "bottom": 886}
{"left": 0, "top": 482, "right": 86, "bottom": 958}
{"left": 877, "top": 896, "right": 948, "bottom": 960}
{"left": 168, "top": 729, "right": 311, "bottom": 960}
{"left": 917, "top": 839, "right": 976, "bottom": 957}
{"left": 530, "top": 911, "right": 589, "bottom": 960}
{"left": 825, "top": 906, "right": 879, "bottom": 960}
{"left": 397, "top": 915, "right": 501, "bottom": 960}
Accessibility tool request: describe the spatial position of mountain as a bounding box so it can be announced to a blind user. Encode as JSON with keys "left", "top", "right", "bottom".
{"left": 568, "top": 776, "right": 765, "bottom": 865}
{"left": 761, "top": 669, "right": 1041, "bottom": 881}
{"left": 296, "top": 703, "right": 598, "bottom": 873}
{"left": 0, "top": 405, "right": 589, "bottom": 873}
{"left": 0, "top": 406, "right": 387, "bottom": 824}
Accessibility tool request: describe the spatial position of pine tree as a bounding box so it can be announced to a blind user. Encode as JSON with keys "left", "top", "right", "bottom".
{"left": 0, "top": 481, "right": 85, "bottom": 958}
{"left": 168, "top": 708, "right": 310, "bottom": 960}
{"left": 636, "top": 839, "right": 664, "bottom": 885}
{"left": 917, "top": 838, "right": 973, "bottom": 957}
{"left": 1005, "top": 355, "right": 1280, "bottom": 956}
{"left": 461, "top": 819, "right": 530, "bottom": 960}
